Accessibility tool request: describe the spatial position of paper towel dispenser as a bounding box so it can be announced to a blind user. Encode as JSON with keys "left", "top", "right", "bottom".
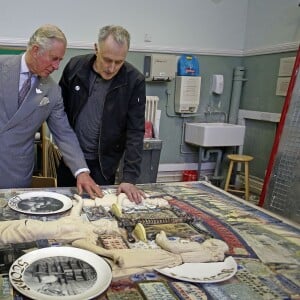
{"left": 175, "top": 76, "right": 201, "bottom": 113}
{"left": 144, "top": 54, "right": 176, "bottom": 81}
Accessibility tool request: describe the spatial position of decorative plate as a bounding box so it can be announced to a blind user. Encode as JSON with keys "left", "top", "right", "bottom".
{"left": 8, "top": 191, "right": 73, "bottom": 215}
{"left": 155, "top": 256, "right": 237, "bottom": 283}
{"left": 9, "top": 246, "right": 112, "bottom": 300}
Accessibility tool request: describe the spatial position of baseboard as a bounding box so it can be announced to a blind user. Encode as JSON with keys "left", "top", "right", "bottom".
{"left": 157, "top": 163, "right": 215, "bottom": 183}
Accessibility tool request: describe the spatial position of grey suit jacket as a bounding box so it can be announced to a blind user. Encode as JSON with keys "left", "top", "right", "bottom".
{"left": 0, "top": 54, "right": 88, "bottom": 189}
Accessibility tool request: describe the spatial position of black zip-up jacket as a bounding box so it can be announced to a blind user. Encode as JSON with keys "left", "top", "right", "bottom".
{"left": 59, "top": 54, "right": 146, "bottom": 184}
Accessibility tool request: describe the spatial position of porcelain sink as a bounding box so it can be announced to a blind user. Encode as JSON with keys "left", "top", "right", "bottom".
{"left": 185, "top": 122, "right": 245, "bottom": 147}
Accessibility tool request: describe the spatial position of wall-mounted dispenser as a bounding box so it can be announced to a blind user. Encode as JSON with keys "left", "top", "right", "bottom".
{"left": 174, "top": 54, "right": 201, "bottom": 113}
{"left": 211, "top": 74, "right": 224, "bottom": 94}
{"left": 174, "top": 76, "right": 201, "bottom": 113}
{"left": 144, "top": 54, "right": 176, "bottom": 81}
{"left": 177, "top": 54, "right": 200, "bottom": 76}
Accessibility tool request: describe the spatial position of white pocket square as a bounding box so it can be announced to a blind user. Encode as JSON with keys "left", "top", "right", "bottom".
{"left": 39, "top": 97, "right": 50, "bottom": 106}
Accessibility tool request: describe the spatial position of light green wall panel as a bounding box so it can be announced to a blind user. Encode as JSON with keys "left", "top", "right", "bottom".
{"left": 240, "top": 51, "right": 297, "bottom": 177}
{"left": 2, "top": 47, "right": 296, "bottom": 181}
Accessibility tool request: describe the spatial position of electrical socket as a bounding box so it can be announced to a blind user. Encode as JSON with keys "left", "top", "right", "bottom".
{"left": 144, "top": 34, "right": 152, "bottom": 42}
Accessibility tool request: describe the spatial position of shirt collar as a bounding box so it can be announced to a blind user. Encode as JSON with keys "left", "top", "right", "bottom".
{"left": 20, "top": 53, "right": 30, "bottom": 74}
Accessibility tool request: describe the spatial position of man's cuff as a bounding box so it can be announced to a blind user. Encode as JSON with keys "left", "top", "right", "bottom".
{"left": 74, "top": 168, "right": 90, "bottom": 178}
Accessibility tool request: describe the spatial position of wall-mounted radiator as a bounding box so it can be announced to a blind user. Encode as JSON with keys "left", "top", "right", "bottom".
{"left": 145, "top": 96, "right": 159, "bottom": 125}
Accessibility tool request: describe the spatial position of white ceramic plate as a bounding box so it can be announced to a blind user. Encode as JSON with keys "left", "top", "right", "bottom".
{"left": 8, "top": 191, "right": 73, "bottom": 215}
{"left": 9, "top": 246, "right": 112, "bottom": 300}
{"left": 155, "top": 256, "right": 237, "bottom": 283}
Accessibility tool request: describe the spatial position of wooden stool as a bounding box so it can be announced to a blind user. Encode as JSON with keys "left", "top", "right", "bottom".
{"left": 224, "top": 154, "right": 254, "bottom": 201}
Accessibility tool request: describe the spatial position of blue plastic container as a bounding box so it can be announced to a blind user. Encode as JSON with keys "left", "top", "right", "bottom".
{"left": 177, "top": 54, "right": 200, "bottom": 76}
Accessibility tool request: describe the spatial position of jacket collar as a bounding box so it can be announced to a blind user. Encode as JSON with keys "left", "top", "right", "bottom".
{"left": 76, "top": 54, "right": 95, "bottom": 89}
{"left": 76, "top": 54, "right": 128, "bottom": 89}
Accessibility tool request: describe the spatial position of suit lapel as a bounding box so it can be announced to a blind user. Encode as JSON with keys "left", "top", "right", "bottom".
{"left": 0, "top": 76, "right": 51, "bottom": 133}
{"left": 18, "top": 76, "right": 48, "bottom": 110}
{"left": 0, "top": 56, "right": 20, "bottom": 123}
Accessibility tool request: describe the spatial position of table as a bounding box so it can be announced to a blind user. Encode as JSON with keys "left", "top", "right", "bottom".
{"left": 0, "top": 181, "right": 299, "bottom": 299}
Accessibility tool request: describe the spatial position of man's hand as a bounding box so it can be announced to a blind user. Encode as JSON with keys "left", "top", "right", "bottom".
{"left": 76, "top": 172, "right": 103, "bottom": 199}
{"left": 117, "top": 182, "right": 145, "bottom": 204}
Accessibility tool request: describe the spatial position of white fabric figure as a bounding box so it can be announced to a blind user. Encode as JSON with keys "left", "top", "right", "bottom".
{"left": 0, "top": 194, "right": 229, "bottom": 278}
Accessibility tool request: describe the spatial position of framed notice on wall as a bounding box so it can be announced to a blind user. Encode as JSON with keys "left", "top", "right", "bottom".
{"left": 276, "top": 56, "right": 296, "bottom": 96}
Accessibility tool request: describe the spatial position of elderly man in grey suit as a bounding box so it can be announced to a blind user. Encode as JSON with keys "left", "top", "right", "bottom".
{"left": 0, "top": 24, "right": 102, "bottom": 198}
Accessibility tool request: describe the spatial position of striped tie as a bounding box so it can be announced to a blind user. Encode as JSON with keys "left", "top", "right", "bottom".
{"left": 18, "top": 72, "right": 32, "bottom": 106}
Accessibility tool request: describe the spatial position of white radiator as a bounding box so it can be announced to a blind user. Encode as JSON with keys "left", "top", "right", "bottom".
{"left": 145, "top": 96, "right": 159, "bottom": 124}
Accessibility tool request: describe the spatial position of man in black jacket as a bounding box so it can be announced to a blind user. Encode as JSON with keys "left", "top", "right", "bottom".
{"left": 57, "top": 25, "right": 146, "bottom": 203}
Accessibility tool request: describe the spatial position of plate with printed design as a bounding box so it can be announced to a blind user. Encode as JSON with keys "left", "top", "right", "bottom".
{"left": 9, "top": 246, "right": 112, "bottom": 299}
{"left": 8, "top": 191, "right": 73, "bottom": 215}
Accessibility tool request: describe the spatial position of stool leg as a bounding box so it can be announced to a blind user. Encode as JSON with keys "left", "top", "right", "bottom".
{"left": 244, "top": 161, "right": 249, "bottom": 201}
{"left": 224, "top": 161, "right": 234, "bottom": 191}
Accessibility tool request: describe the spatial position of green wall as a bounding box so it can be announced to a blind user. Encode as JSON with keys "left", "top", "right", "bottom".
{"left": 1, "top": 47, "right": 295, "bottom": 180}
{"left": 0, "top": 48, "right": 24, "bottom": 55}
{"left": 241, "top": 51, "right": 297, "bottom": 178}
{"left": 29, "top": 47, "right": 243, "bottom": 167}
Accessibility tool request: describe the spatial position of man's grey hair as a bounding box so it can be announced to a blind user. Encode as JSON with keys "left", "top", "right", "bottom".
{"left": 98, "top": 25, "right": 130, "bottom": 50}
{"left": 28, "top": 24, "right": 67, "bottom": 53}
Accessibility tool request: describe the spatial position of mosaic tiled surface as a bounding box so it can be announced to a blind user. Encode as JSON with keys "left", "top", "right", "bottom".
{"left": 0, "top": 181, "right": 299, "bottom": 300}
